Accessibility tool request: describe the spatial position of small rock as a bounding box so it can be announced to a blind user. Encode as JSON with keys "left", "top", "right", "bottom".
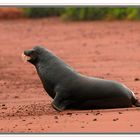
{"left": 134, "top": 78, "right": 140, "bottom": 81}
{"left": 118, "top": 112, "right": 122, "bottom": 114}
{"left": 93, "top": 119, "right": 97, "bottom": 121}
{"left": 2, "top": 107, "right": 7, "bottom": 110}
{"left": 95, "top": 112, "right": 100, "bottom": 115}
{"left": 3, "top": 82, "right": 6, "bottom": 85}
{"left": 54, "top": 116, "right": 58, "bottom": 119}
{"left": 14, "top": 96, "right": 19, "bottom": 99}
{"left": 67, "top": 113, "right": 72, "bottom": 115}
{"left": 113, "top": 118, "right": 119, "bottom": 121}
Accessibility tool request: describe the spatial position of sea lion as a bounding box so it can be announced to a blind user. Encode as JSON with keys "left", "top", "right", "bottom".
{"left": 23, "top": 46, "right": 140, "bottom": 111}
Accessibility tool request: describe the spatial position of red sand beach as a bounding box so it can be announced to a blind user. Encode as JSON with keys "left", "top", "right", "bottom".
{"left": 0, "top": 18, "right": 140, "bottom": 133}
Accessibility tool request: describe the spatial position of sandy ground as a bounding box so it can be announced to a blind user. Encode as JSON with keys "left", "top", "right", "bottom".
{"left": 0, "top": 18, "right": 140, "bottom": 133}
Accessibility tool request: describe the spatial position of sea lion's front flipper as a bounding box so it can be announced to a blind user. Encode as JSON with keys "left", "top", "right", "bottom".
{"left": 51, "top": 92, "right": 68, "bottom": 112}
{"left": 51, "top": 101, "right": 65, "bottom": 112}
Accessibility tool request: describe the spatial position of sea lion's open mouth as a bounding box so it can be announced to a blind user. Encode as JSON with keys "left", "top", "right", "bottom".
{"left": 22, "top": 53, "right": 31, "bottom": 62}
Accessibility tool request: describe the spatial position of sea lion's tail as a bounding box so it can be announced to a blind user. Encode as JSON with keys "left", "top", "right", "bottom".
{"left": 131, "top": 91, "right": 140, "bottom": 107}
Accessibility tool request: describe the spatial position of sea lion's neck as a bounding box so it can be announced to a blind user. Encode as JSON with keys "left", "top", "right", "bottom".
{"left": 34, "top": 51, "right": 78, "bottom": 98}
{"left": 35, "top": 62, "right": 56, "bottom": 98}
{"left": 35, "top": 57, "right": 76, "bottom": 83}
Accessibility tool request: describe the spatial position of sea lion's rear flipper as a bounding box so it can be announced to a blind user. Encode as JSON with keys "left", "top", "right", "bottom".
{"left": 134, "top": 99, "right": 140, "bottom": 107}
{"left": 130, "top": 91, "right": 140, "bottom": 107}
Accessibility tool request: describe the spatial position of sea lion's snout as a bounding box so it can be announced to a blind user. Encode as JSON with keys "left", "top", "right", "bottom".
{"left": 22, "top": 53, "right": 31, "bottom": 62}
{"left": 22, "top": 49, "right": 38, "bottom": 64}
{"left": 24, "top": 49, "right": 33, "bottom": 56}
{"left": 22, "top": 50, "right": 32, "bottom": 62}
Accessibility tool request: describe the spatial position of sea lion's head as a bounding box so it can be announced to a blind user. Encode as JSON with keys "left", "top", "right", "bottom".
{"left": 23, "top": 46, "right": 60, "bottom": 67}
{"left": 23, "top": 46, "right": 44, "bottom": 65}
